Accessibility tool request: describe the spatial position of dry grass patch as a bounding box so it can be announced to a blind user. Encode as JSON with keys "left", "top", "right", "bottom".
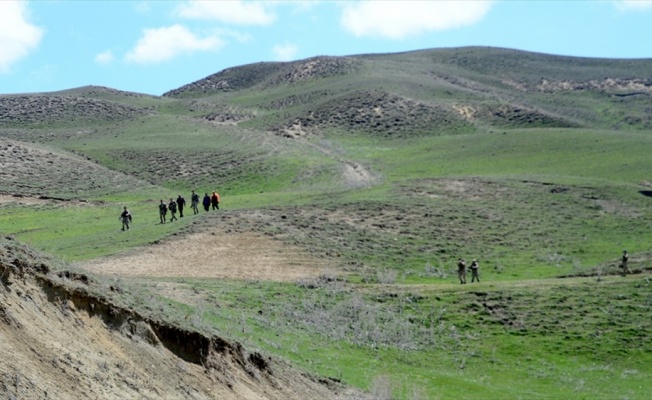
{"left": 79, "top": 231, "right": 337, "bottom": 281}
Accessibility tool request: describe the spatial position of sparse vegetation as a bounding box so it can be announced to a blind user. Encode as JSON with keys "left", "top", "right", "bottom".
{"left": 1, "top": 47, "right": 652, "bottom": 399}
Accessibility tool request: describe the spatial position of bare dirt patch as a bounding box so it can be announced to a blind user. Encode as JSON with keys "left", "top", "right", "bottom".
{"left": 537, "top": 78, "right": 652, "bottom": 93}
{"left": 79, "top": 231, "right": 336, "bottom": 281}
{"left": 1, "top": 238, "right": 362, "bottom": 400}
{"left": 0, "top": 194, "right": 53, "bottom": 206}
{"left": 406, "top": 178, "right": 511, "bottom": 202}
{"left": 0, "top": 194, "right": 95, "bottom": 207}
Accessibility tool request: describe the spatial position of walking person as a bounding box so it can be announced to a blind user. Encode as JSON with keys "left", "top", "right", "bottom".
{"left": 168, "top": 198, "right": 178, "bottom": 221}
{"left": 211, "top": 191, "right": 220, "bottom": 210}
{"left": 119, "top": 206, "right": 131, "bottom": 231}
{"left": 470, "top": 259, "right": 480, "bottom": 283}
{"left": 176, "top": 194, "right": 186, "bottom": 218}
{"left": 457, "top": 258, "right": 467, "bottom": 284}
{"left": 620, "top": 250, "right": 631, "bottom": 275}
{"left": 191, "top": 190, "right": 200, "bottom": 215}
{"left": 159, "top": 200, "right": 167, "bottom": 224}
{"left": 202, "top": 193, "right": 211, "bottom": 212}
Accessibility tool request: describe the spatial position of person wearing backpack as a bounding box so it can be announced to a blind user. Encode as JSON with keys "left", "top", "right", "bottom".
{"left": 159, "top": 200, "right": 167, "bottom": 224}
{"left": 119, "top": 207, "right": 131, "bottom": 231}
{"left": 470, "top": 259, "right": 480, "bottom": 283}
{"left": 168, "top": 198, "right": 178, "bottom": 221}
{"left": 191, "top": 190, "right": 200, "bottom": 215}
{"left": 457, "top": 258, "right": 467, "bottom": 284}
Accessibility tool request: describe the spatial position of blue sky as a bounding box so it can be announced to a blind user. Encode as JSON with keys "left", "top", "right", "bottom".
{"left": 1, "top": 0, "right": 651, "bottom": 96}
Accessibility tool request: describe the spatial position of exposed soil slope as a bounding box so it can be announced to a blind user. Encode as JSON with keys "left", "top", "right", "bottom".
{"left": 0, "top": 238, "right": 364, "bottom": 399}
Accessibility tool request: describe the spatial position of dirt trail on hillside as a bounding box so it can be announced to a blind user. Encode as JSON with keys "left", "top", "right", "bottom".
{"left": 0, "top": 195, "right": 50, "bottom": 205}
{"left": 309, "top": 139, "right": 378, "bottom": 189}
{"left": 79, "top": 231, "right": 336, "bottom": 281}
{"left": 0, "top": 194, "right": 95, "bottom": 206}
{"left": 292, "top": 137, "right": 378, "bottom": 189}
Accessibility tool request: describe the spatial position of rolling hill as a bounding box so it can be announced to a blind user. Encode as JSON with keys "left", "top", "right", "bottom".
{"left": 1, "top": 46, "right": 651, "bottom": 399}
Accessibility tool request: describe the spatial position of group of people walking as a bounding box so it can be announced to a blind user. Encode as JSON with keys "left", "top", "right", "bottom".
{"left": 159, "top": 190, "right": 221, "bottom": 224}
{"left": 118, "top": 190, "right": 221, "bottom": 229}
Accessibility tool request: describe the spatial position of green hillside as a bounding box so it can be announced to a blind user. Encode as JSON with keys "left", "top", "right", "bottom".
{"left": 1, "top": 47, "right": 651, "bottom": 399}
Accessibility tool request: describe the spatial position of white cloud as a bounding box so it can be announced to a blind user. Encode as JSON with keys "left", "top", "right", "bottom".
{"left": 125, "top": 25, "right": 224, "bottom": 64}
{"left": 175, "top": 0, "right": 276, "bottom": 25}
{"left": 95, "top": 50, "right": 115, "bottom": 65}
{"left": 225, "top": 29, "right": 254, "bottom": 44}
{"left": 614, "top": 0, "right": 652, "bottom": 11}
{"left": 272, "top": 43, "right": 299, "bottom": 61}
{"left": 211, "top": 27, "right": 253, "bottom": 44}
{"left": 0, "top": 1, "right": 44, "bottom": 73}
{"left": 340, "top": 1, "right": 494, "bottom": 39}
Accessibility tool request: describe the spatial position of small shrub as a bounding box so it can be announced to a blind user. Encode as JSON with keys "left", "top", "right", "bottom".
{"left": 377, "top": 268, "right": 399, "bottom": 284}
{"left": 423, "top": 262, "right": 448, "bottom": 279}
{"left": 370, "top": 374, "right": 393, "bottom": 400}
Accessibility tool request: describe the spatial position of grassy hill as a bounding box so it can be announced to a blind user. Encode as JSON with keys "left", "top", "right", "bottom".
{"left": 1, "top": 46, "right": 652, "bottom": 399}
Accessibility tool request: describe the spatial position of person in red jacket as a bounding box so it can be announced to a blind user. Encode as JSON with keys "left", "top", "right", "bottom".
{"left": 211, "top": 191, "right": 220, "bottom": 210}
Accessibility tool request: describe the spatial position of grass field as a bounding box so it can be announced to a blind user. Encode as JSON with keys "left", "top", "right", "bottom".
{"left": 2, "top": 47, "right": 652, "bottom": 399}
{"left": 3, "top": 124, "right": 651, "bottom": 398}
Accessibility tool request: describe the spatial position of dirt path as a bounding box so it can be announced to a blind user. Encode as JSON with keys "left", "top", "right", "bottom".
{"left": 0, "top": 194, "right": 94, "bottom": 206}
{"left": 0, "top": 195, "right": 49, "bottom": 205}
{"left": 79, "top": 231, "right": 337, "bottom": 281}
{"left": 300, "top": 138, "right": 379, "bottom": 189}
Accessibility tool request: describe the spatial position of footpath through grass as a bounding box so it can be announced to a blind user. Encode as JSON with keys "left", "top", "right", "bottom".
{"left": 100, "top": 273, "right": 651, "bottom": 400}
{"left": 0, "top": 193, "right": 192, "bottom": 261}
